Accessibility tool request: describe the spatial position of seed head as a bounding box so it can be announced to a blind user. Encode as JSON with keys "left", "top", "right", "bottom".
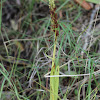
{"left": 49, "top": 0, "right": 55, "bottom": 10}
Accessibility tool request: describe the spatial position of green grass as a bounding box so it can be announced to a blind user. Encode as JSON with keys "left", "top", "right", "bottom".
{"left": 0, "top": 0, "right": 100, "bottom": 100}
